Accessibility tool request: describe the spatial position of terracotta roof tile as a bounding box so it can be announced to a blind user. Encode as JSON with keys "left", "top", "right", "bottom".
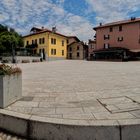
{"left": 94, "top": 18, "right": 140, "bottom": 30}
{"left": 23, "top": 27, "right": 67, "bottom": 38}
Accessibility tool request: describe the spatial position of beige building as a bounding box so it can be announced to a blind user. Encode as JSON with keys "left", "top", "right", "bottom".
{"left": 67, "top": 36, "right": 88, "bottom": 60}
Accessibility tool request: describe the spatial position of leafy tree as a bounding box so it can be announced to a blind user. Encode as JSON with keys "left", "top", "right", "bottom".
{"left": 0, "top": 31, "right": 18, "bottom": 52}
{"left": 0, "top": 24, "right": 8, "bottom": 32}
{"left": 0, "top": 24, "right": 23, "bottom": 55}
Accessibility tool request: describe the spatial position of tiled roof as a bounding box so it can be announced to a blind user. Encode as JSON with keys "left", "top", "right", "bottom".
{"left": 94, "top": 18, "right": 140, "bottom": 30}
{"left": 67, "top": 36, "right": 80, "bottom": 42}
{"left": 23, "top": 27, "right": 67, "bottom": 38}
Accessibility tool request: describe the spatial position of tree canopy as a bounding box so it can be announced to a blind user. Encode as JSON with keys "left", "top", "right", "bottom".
{"left": 0, "top": 24, "right": 23, "bottom": 54}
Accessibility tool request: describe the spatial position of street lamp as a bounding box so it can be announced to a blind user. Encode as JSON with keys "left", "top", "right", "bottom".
{"left": 11, "top": 42, "right": 16, "bottom": 63}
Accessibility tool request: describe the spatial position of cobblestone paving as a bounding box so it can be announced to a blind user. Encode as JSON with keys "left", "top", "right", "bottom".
{"left": 4, "top": 60, "right": 140, "bottom": 121}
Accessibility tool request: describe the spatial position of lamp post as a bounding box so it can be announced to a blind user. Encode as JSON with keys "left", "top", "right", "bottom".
{"left": 12, "top": 43, "right": 16, "bottom": 63}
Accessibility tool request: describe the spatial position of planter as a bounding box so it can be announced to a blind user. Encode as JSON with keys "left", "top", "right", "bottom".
{"left": 0, "top": 73, "right": 22, "bottom": 108}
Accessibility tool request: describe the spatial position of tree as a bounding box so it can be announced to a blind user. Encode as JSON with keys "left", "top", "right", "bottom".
{"left": 0, "top": 24, "right": 23, "bottom": 55}
{"left": 0, "top": 24, "right": 8, "bottom": 32}
{"left": 0, "top": 31, "right": 18, "bottom": 52}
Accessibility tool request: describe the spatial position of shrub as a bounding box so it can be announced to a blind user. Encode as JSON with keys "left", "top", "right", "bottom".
{"left": 32, "top": 59, "right": 40, "bottom": 63}
{"left": 0, "top": 64, "right": 22, "bottom": 75}
{"left": 21, "top": 60, "right": 30, "bottom": 63}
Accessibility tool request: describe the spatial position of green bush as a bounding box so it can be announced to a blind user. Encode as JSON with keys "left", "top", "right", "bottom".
{"left": 0, "top": 64, "right": 22, "bottom": 75}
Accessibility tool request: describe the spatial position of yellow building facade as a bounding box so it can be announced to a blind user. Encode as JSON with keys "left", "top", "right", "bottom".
{"left": 23, "top": 27, "right": 67, "bottom": 60}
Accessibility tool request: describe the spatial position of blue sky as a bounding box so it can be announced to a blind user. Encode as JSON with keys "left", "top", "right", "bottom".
{"left": 0, "top": 0, "right": 140, "bottom": 41}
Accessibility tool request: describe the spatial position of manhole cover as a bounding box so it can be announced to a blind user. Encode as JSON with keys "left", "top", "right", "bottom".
{"left": 97, "top": 96, "right": 140, "bottom": 113}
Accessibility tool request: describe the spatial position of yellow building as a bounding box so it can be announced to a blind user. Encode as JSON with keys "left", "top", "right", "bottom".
{"left": 23, "top": 27, "right": 67, "bottom": 60}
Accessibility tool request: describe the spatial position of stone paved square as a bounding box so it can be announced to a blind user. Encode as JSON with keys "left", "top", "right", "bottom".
{"left": 4, "top": 60, "right": 140, "bottom": 121}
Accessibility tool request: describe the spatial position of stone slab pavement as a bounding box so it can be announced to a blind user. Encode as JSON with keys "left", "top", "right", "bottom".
{"left": 3, "top": 60, "right": 140, "bottom": 124}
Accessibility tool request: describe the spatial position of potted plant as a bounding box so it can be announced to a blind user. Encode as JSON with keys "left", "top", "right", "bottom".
{"left": 0, "top": 64, "right": 22, "bottom": 108}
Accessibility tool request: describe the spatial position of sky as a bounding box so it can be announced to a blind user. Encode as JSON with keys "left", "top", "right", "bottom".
{"left": 0, "top": 0, "right": 140, "bottom": 42}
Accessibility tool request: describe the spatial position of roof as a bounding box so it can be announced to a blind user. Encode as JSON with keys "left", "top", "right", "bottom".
{"left": 94, "top": 17, "right": 140, "bottom": 30}
{"left": 30, "top": 27, "right": 43, "bottom": 32}
{"left": 88, "top": 39, "right": 96, "bottom": 44}
{"left": 68, "top": 41, "right": 84, "bottom": 47}
{"left": 23, "top": 27, "right": 68, "bottom": 38}
{"left": 68, "top": 36, "right": 80, "bottom": 42}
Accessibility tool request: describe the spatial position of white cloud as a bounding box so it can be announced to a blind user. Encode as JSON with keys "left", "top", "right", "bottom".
{"left": 0, "top": 0, "right": 94, "bottom": 41}
{"left": 85, "top": 0, "right": 140, "bottom": 24}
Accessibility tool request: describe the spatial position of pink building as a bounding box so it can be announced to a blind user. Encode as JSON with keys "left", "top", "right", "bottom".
{"left": 88, "top": 39, "right": 96, "bottom": 60}
{"left": 93, "top": 17, "right": 140, "bottom": 60}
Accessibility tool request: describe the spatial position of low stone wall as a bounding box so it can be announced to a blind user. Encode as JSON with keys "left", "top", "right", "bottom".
{"left": 0, "top": 110, "right": 140, "bottom": 140}
{"left": 2, "top": 56, "right": 41, "bottom": 63}
{"left": 46, "top": 57, "right": 66, "bottom": 61}
{"left": 0, "top": 74, "right": 22, "bottom": 108}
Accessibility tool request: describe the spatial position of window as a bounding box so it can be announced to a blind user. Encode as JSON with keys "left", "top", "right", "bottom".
{"left": 110, "top": 27, "right": 113, "bottom": 32}
{"left": 35, "top": 39, "right": 37, "bottom": 44}
{"left": 54, "top": 49, "right": 56, "bottom": 55}
{"left": 119, "top": 25, "right": 122, "bottom": 31}
{"left": 42, "top": 38, "right": 45, "bottom": 44}
{"left": 69, "top": 47, "right": 72, "bottom": 51}
{"left": 39, "top": 38, "right": 42, "bottom": 44}
{"left": 32, "top": 40, "right": 34, "bottom": 44}
{"left": 77, "top": 52, "right": 80, "bottom": 57}
{"left": 77, "top": 46, "right": 80, "bottom": 50}
{"left": 51, "top": 38, "right": 56, "bottom": 44}
{"left": 104, "top": 43, "right": 109, "bottom": 49}
{"left": 104, "top": 35, "right": 110, "bottom": 40}
{"left": 62, "top": 40, "right": 64, "bottom": 46}
{"left": 51, "top": 49, "right": 56, "bottom": 55}
{"left": 51, "top": 49, "right": 53, "bottom": 55}
{"left": 67, "top": 40, "right": 69, "bottom": 44}
{"left": 118, "top": 37, "right": 123, "bottom": 42}
{"left": 26, "top": 41, "right": 29, "bottom": 45}
{"left": 51, "top": 38, "right": 53, "bottom": 44}
{"left": 39, "top": 38, "right": 45, "bottom": 44}
{"left": 62, "top": 50, "right": 64, "bottom": 56}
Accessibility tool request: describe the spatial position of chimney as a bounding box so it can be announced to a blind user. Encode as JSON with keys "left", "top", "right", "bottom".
{"left": 131, "top": 17, "right": 136, "bottom": 21}
{"left": 52, "top": 26, "right": 57, "bottom": 33}
{"left": 99, "top": 23, "right": 102, "bottom": 26}
{"left": 42, "top": 26, "right": 44, "bottom": 30}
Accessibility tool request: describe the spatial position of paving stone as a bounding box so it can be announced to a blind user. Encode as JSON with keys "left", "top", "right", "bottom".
{"left": 12, "top": 101, "right": 39, "bottom": 108}
{"left": 2, "top": 61, "right": 140, "bottom": 134}
{"left": 63, "top": 113, "right": 95, "bottom": 120}
{"left": 6, "top": 106, "right": 32, "bottom": 114}
{"left": 31, "top": 107, "right": 56, "bottom": 115}
{"left": 98, "top": 96, "right": 132, "bottom": 105}
{"left": 115, "top": 102, "right": 140, "bottom": 110}
{"left": 56, "top": 107, "right": 84, "bottom": 115}
{"left": 93, "top": 112, "right": 135, "bottom": 120}
{"left": 130, "top": 110, "right": 140, "bottom": 117}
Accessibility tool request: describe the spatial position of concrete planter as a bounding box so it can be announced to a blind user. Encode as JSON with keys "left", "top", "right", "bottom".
{"left": 0, "top": 73, "right": 22, "bottom": 108}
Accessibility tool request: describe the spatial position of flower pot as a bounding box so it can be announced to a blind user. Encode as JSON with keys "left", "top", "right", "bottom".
{"left": 0, "top": 73, "right": 22, "bottom": 108}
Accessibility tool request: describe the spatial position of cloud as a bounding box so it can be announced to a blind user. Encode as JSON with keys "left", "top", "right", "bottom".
{"left": 85, "top": 0, "right": 140, "bottom": 24}
{"left": 0, "top": 0, "right": 94, "bottom": 41}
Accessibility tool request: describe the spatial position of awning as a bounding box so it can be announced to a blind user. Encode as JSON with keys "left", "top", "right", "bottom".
{"left": 130, "top": 49, "right": 140, "bottom": 52}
